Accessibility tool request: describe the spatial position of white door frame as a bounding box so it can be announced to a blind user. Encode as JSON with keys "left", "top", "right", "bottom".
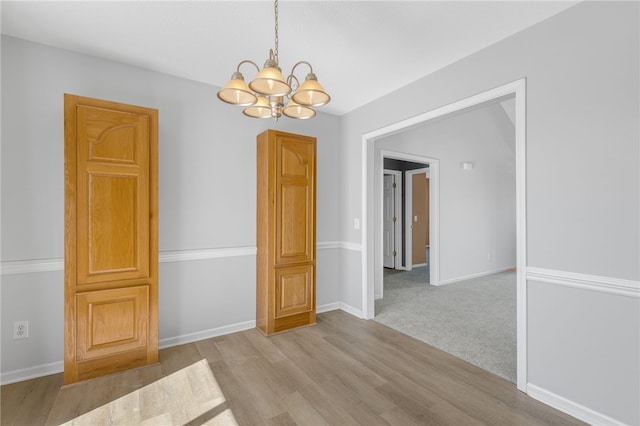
{"left": 405, "top": 167, "right": 432, "bottom": 272}
{"left": 361, "top": 78, "right": 527, "bottom": 392}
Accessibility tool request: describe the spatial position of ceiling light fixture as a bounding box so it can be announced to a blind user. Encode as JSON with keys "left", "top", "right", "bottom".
{"left": 217, "top": 0, "right": 330, "bottom": 121}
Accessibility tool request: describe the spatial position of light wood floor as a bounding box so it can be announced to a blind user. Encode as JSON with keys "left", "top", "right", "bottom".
{"left": 1, "top": 310, "right": 584, "bottom": 425}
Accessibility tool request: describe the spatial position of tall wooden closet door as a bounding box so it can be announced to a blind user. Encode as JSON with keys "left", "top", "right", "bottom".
{"left": 257, "top": 130, "right": 316, "bottom": 335}
{"left": 64, "top": 94, "right": 158, "bottom": 384}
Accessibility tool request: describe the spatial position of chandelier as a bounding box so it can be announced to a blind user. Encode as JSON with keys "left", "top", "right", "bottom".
{"left": 217, "top": 0, "right": 330, "bottom": 120}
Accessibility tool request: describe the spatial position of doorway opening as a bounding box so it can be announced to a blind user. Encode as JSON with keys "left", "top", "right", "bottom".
{"left": 381, "top": 159, "right": 434, "bottom": 300}
{"left": 361, "top": 79, "right": 527, "bottom": 392}
{"left": 379, "top": 156, "right": 440, "bottom": 299}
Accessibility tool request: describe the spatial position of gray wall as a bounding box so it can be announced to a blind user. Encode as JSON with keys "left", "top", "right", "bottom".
{"left": 2, "top": 2, "right": 639, "bottom": 424}
{"left": 378, "top": 102, "right": 516, "bottom": 283}
{"left": 339, "top": 2, "right": 639, "bottom": 424}
{"left": 1, "top": 35, "right": 341, "bottom": 379}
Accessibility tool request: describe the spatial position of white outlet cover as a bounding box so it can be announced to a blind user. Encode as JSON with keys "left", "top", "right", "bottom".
{"left": 13, "top": 321, "right": 29, "bottom": 339}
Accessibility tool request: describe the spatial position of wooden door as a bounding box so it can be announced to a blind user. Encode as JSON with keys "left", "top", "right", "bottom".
{"left": 412, "top": 172, "right": 428, "bottom": 265}
{"left": 274, "top": 134, "right": 315, "bottom": 328}
{"left": 64, "top": 94, "right": 158, "bottom": 384}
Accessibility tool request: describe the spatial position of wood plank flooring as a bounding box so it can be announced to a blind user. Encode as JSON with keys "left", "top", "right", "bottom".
{"left": 1, "top": 310, "right": 585, "bottom": 425}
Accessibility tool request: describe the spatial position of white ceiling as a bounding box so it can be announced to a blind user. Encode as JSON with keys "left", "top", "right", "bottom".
{"left": 1, "top": 1, "right": 579, "bottom": 116}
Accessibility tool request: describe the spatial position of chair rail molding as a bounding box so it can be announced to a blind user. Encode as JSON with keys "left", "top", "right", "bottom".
{"left": 527, "top": 267, "right": 639, "bottom": 299}
{"left": 1, "top": 242, "right": 359, "bottom": 275}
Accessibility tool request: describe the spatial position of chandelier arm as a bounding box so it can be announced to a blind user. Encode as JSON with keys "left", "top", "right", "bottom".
{"left": 289, "top": 61, "right": 313, "bottom": 77}
{"left": 236, "top": 60, "right": 260, "bottom": 74}
{"left": 286, "top": 74, "right": 301, "bottom": 92}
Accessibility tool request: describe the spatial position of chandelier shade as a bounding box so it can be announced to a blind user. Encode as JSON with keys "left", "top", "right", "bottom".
{"left": 216, "top": 72, "right": 257, "bottom": 106}
{"left": 291, "top": 73, "right": 331, "bottom": 107}
{"left": 243, "top": 96, "right": 272, "bottom": 119}
{"left": 216, "top": 0, "right": 330, "bottom": 121}
{"left": 283, "top": 98, "right": 316, "bottom": 119}
{"left": 249, "top": 65, "right": 291, "bottom": 97}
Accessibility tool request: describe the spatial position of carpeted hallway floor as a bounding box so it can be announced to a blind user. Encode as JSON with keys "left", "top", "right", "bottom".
{"left": 374, "top": 267, "right": 516, "bottom": 383}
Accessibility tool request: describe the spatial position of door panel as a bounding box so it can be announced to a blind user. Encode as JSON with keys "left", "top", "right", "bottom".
{"left": 77, "top": 106, "right": 149, "bottom": 284}
{"left": 280, "top": 143, "right": 311, "bottom": 179}
{"left": 65, "top": 94, "right": 158, "bottom": 384}
{"left": 280, "top": 184, "right": 309, "bottom": 258}
{"left": 275, "top": 265, "right": 314, "bottom": 319}
{"left": 275, "top": 137, "right": 315, "bottom": 265}
{"left": 76, "top": 286, "right": 149, "bottom": 361}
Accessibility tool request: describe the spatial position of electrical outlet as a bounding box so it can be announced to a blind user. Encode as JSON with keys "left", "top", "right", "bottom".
{"left": 13, "top": 321, "right": 29, "bottom": 339}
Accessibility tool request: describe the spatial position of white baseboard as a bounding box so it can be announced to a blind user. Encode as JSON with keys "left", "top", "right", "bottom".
{"left": 1, "top": 360, "right": 64, "bottom": 385}
{"left": 317, "top": 302, "right": 340, "bottom": 313}
{"left": 527, "top": 383, "right": 627, "bottom": 426}
{"left": 0, "top": 319, "right": 256, "bottom": 385}
{"left": 337, "top": 302, "right": 364, "bottom": 319}
{"left": 1, "top": 305, "right": 355, "bottom": 385}
{"left": 436, "top": 266, "right": 515, "bottom": 286}
{"left": 158, "top": 320, "right": 256, "bottom": 349}
{"left": 318, "top": 302, "right": 363, "bottom": 318}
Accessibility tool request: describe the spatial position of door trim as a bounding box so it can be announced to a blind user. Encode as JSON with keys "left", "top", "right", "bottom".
{"left": 361, "top": 78, "right": 527, "bottom": 392}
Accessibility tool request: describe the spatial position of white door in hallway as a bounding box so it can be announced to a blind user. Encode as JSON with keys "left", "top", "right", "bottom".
{"left": 383, "top": 174, "right": 395, "bottom": 268}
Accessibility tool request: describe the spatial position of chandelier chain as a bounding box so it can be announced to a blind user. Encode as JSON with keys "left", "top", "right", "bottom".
{"left": 216, "top": 0, "right": 329, "bottom": 120}
{"left": 274, "top": 0, "right": 279, "bottom": 64}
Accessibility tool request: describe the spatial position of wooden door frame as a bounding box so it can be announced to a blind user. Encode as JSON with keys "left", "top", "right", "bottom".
{"left": 362, "top": 78, "right": 527, "bottom": 392}
{"left": 405, "top": 167, "right": 434, "bottom": 273}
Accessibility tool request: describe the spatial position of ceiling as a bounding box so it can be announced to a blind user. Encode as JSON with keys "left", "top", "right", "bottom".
{"left": 1, "top": 1, "right": 579, "bottom": 116}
